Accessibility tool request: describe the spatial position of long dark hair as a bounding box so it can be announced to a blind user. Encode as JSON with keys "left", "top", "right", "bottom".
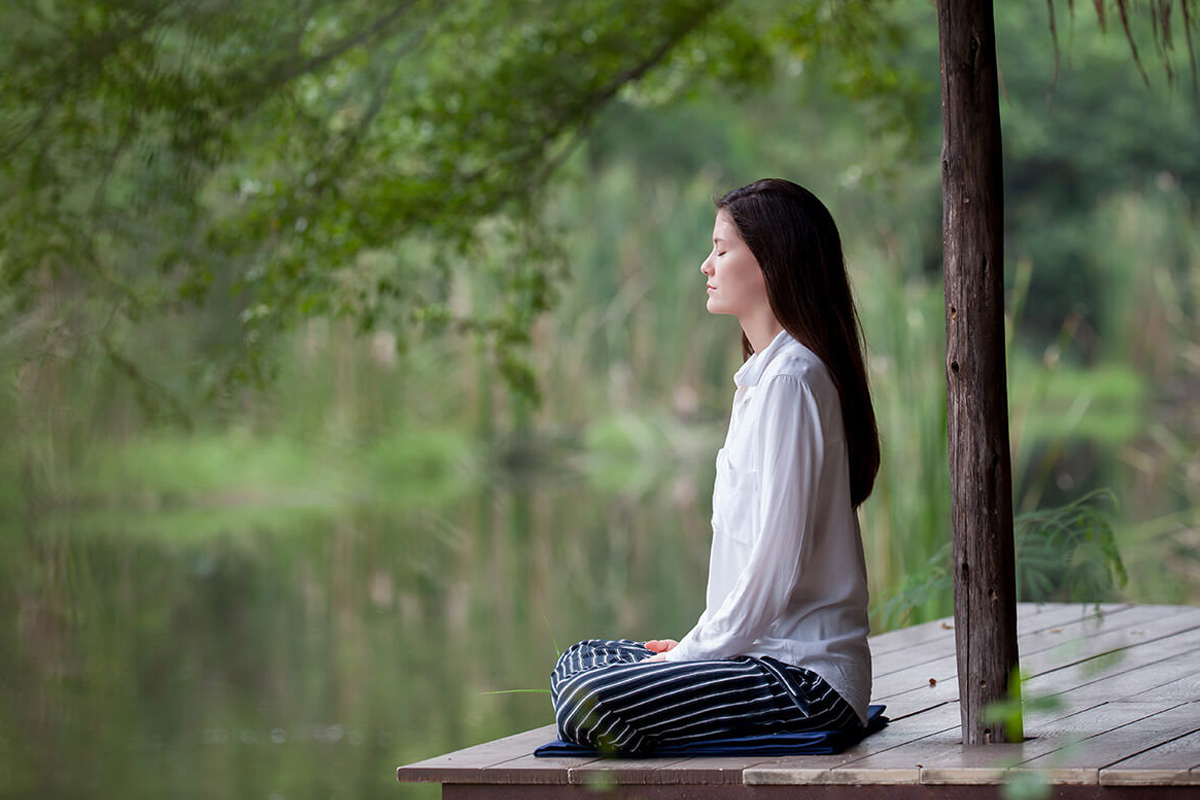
{"left": 716, "top": 178, "right": 880, "bottom": 507}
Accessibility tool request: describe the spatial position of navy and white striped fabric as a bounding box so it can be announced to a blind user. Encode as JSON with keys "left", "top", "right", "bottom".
{"left": 550, "top": 639, "right": 861, "bottom": 756}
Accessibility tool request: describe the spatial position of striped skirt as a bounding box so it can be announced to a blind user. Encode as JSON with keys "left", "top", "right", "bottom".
{"left": 550, "top": 639, "right": 860, "bottom": 755}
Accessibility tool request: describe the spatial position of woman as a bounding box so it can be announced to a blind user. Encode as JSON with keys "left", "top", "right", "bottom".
{"left": 549, "top": 179, "right": 881, "bottom": 755}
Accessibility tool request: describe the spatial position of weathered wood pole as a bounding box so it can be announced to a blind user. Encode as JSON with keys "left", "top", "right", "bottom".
{"left": 936, "top": 0, "right": 1021, "bottom": 745}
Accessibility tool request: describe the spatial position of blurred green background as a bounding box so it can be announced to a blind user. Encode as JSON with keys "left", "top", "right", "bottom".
{"left": 2, "top": 1, "right": 1197, "bottom": 799}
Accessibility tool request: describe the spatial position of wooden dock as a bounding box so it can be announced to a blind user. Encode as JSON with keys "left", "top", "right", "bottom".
{"left": 397, "top": 603, "right": 1200, "bottom": 798}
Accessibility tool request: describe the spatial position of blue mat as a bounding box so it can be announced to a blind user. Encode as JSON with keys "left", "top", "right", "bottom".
{"left": 534, "top": 704, "right": 887, "bottom": 758}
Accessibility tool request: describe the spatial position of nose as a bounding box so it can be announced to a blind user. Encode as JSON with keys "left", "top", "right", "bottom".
{"left": 700, "top": 256, "right": 714, "bottom": 276}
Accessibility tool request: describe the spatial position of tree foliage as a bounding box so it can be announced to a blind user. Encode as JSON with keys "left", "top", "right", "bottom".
{"left": 1, "top": 0, "right": 782, "bottom": 399}
{"left": 1, "top": 0, "right": 1196, "bottom": 407}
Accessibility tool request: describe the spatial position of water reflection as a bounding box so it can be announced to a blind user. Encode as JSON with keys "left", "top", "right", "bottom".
{"left": 0, "top": 455, "right": 714, "bottom": 800}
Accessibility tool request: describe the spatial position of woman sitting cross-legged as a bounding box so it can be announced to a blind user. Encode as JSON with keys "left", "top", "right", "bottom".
{"left": 550, "top": 178, "right": 881, "bottom": 755}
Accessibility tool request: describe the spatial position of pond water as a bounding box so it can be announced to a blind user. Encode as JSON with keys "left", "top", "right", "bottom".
{"left": 3, "top": 422, "right": 1174, "bottom": 799}
{"left": 1, "top": 459, "right": 718, "bottom": 800}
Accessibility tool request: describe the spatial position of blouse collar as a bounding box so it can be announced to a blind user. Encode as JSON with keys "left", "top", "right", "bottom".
{"left": 733, "top": 328, "right": 792, "bottom": 388}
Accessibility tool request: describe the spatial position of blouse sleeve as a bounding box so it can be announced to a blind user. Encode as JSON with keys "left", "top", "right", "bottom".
{"left": 663, "top": 374, "right": 828, "bottom": 662}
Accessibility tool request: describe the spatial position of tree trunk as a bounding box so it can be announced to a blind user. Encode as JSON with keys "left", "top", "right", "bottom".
{"left": 936, "top": 0, "right": 1021, "bottom": 745}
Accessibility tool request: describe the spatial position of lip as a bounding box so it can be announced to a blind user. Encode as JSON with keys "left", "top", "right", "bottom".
{"left": 706, "top": 284, "right": 716, "bottom": 293}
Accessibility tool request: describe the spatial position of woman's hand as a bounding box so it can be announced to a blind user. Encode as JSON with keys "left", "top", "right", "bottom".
{"left": 642, "top": 639, "right": 679, "bottom": 662}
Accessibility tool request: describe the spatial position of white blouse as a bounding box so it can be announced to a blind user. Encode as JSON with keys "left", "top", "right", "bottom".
{"left": 662, "top": 329, "right": 872, "bottom": 725}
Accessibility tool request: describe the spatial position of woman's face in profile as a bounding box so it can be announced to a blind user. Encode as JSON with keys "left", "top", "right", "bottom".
{"left": 700, "top": 210, "right": 768, "bottom": 321}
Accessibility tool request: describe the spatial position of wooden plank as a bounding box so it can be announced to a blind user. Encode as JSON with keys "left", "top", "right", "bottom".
{"left": 443, "top": 784, "right": 758, "bottom": 799}
{"left": 1126, "top": 667, "right": 1200, "bottom": 703}
{"left": 744, "top": 702, "right": 963, "bottom": 785}
{"left": 910, "top": 656, "right": 1200, "bottom": 786}
{"left": 1021, "top": 607, "right": 1200, "bottom": 677}
{"left": 870, "top": 603, "right": 1127, "bottom": 676}
{"left": 910, "top": 701, "right": 1180, "bottom": 784}
{"left": 1017, "top": 605, "right": 1198, "bottom": 667}
{"left": 1028, "top": 637, "right": 1200, "bottom": 707}
{"left": 397, "top": 724, "right": 558, "bottom": 774}
{"left": 1010, "top": 602, "right": 1131, "bottom": 634}
{"left": 1011, "top": 702, "right": 1199, "bottom": 784}
{"left": 1007, "top": 602, "right": 1133, "bottom": 640}
{"left": 1013, "top": 602, "right": 1131, "bottom": 627}
{"left": 397, "top": 724, "right": 598, "bottom": 784}
{"left": 649, "top": 699, "right": 955, "bottom": 785}
{"left": 869, "top": 616, "right": 960, "bottom": 657}
{"left": 444, "top": 785, "right": 1200, "bottom": 799}
{"left": 1102, "top": 726, "right": 1200, "bottom": 786}
{"left": 883, "top": 604, "right": 1164, "bottom": 691}
{"left": 1035, "top": 625, "right": 1200, "bottom": 687}
{"left": 874, "top": 655, "right": 958, "bottom": 702}
{"left": 752, "top": 728, "right": 971, "bottom": 785}
{"left": 570, "top": 755, "right": 757, "bottom": 786}
{"left": 472, "top": 748, "right": 615, "bottom": 786}
{"left": 877, "top": 688, "right": 960, "bottom": 722}
{"left": 875, "top": 606, "right": 1199, "bottom": 718}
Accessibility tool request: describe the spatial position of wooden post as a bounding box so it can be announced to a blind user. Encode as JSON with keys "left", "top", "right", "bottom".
{"left": 936, "top": 0, "right": 1020, "bottom": 745}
